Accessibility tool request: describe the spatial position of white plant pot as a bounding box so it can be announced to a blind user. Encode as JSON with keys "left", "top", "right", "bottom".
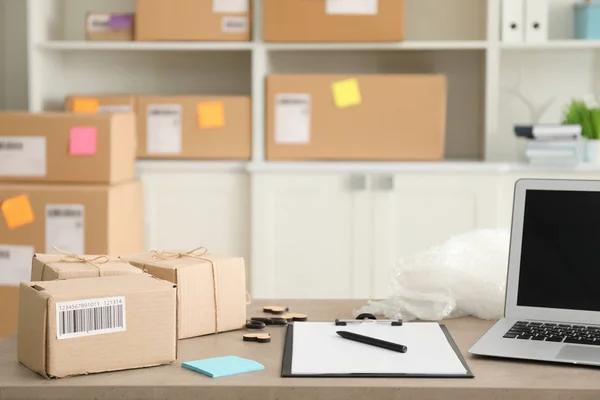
{"left": 585, "top": 140, "right": 600, "bottom": 164}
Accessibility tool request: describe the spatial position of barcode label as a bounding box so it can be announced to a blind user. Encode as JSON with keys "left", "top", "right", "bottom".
{"left": 56, "top": 297, "right": 126, "bottom": 339}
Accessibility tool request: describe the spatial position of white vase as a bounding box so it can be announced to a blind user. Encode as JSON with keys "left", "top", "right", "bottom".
{"left": 585, "top": 140, "right": 600, "bottom": 164}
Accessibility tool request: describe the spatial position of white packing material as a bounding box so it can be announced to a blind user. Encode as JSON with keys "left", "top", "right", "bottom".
{"left": 358, "top": 229, "right": 510, "bottom": 321}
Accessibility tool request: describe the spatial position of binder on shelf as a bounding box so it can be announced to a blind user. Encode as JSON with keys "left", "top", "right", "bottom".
{"left": 525, "top": 0, "right": 549, "bottom": 42}
{"left": 502, "top": 0, "right": 524, "bottom": 43}
{"left": 281, "top": 314, "right": 473, "bottom": 378}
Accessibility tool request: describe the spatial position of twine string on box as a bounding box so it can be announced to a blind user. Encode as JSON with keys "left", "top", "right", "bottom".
{"left": 151, "top": 247, "right": 221, "bottom": 333}
{"left": 52, "top": 246, "right": 110, "bottom": 277}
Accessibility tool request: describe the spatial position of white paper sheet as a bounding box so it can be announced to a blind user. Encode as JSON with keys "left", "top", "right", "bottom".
{"left": 291, "top": 322, "right": 468, "bottom": 375}
{"left": 326, "top": 0, "right": 378, "bottom": 15}
{"left": 213, "top": 0, "right": 248, "bottom": 13}
{"left": 146, "top": 104, "right": 182, "bottom": 154}
{"left": 275, "top": 93, "right": 311, "bottom": 144}
{"left": 0, "top": 245, "right": 34, "bottom": 286}
{"left": 45, "top": 204, "right": 85, "bottom": 255}
{"left": 0, "top": 136, "right": 46, "bottom": 177}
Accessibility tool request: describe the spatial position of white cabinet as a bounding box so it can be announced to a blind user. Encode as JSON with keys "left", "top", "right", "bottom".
{"left": 137, "top": 162, "right": 250, "bottom": 263}
{"left": 371, "top": 174, "right": 501, "bottom": 297}
{"left": 251, "top": 171, "right": 503, "bottom": 300}
{"left": 251, "top": 173, "right": 370, "bottom": 299}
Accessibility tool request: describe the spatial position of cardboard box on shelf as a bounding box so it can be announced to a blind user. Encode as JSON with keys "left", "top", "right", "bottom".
{"left": 136, "top": 96, "right": 251, "bottom": 160}
{"left": 266, "top": 74, "right": 447, "bottom": 161}
{"left": 0, "top": 286, "right": 19, "bottom": 340}
{"left": 263, "top": 0, "right": 404, "bottom": 42}
{"left": 0, "top": 112, "right": 136, "bottom": 184}
{"left": 65, "top": 95, "right": 136, "bottom": 114}
{"left": 31, "top": 253, "right": 143, "bottom": 281}
{"left": 0, "top": 180, "right": 144, "bottom": 259}
{"left": 18, "top": 274, "right": 177, "bottom": 378}
{"left": 135, "top": 0, "right": 251, "bottom": 42}
{"left": 86, "top": 13, "right": 134, "bottom": 41}
{"left": 121, "top": 250, "right": 247, "bottom": 339}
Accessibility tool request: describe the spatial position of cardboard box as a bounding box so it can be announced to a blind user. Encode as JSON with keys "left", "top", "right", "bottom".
{"left": 136, "top": 96, "right": 251, "bottom": 160}
{"left": 135, "top": 0, "right": 251, "bottom": 41}
{"left": 0, "top": 286, "right": 18, "bottom": 339}
{"left": 65, "top": 95, "right": 136, "bottom": 115}
{"left": 0, "top": 112, "right": 136, "bottom": 184}
{"left": 18, "top": 274, "right": 177, "bottom": 378}
{"left": 31, "top": 254, "right": 143, "bottom": 281}
{"left": 0, "top": 180, "right": 144, "bottom": 258}
{"left": 266, "top": 74, "right": 447, "bottom": 161}
{"left": 263, "top": 0, "right": 404, "bottom": 42}
{"left": 121, "top": 251, "right": 246, "bottom": 339}
{"left": 86, "top": 13, "right": 134, "bottom": 41}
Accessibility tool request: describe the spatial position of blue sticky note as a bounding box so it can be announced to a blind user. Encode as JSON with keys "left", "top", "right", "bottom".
{"left": 182, "top": 356, "right": 264, "bottom": 378}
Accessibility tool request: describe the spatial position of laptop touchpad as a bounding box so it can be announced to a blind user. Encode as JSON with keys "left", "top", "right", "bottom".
{"left": 556, "top": 345, "right": 600, "bottom": 363}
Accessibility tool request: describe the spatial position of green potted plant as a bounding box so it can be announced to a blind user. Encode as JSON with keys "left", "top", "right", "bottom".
{"left": 563, "top": 95, "right": 600, "bottom": 163}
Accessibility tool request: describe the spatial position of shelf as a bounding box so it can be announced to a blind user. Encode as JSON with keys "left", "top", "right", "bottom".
{"left": 246, "top": 161, "right": 600, "bottom": 174}
{"left": 265, "top": 41, "right": 488, "bottom": 51}
{"left": 36, "top": 40, "right": 488, "bottom": 52}
{"left": 135, "top": 160, "right": 249, "bottom": 174}
{"left": 36, "top": 41, "right": 254, "bottom": 51}
{"left": 500, "top": 40, "right": 600, "bottom": 50}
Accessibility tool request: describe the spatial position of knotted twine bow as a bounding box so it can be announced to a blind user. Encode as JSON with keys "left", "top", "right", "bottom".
{"left": 150, "top": 247, "right": 251, "bottom": 335}
{"left": 52, "top": 246, "right": 111, "bottom": 276}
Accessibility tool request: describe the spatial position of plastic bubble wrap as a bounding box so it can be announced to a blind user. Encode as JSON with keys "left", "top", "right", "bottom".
{"left": 357, "top": 229, "right": 510, "bottom": 322}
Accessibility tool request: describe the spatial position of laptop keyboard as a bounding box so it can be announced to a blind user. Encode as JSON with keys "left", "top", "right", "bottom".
{"left": 504, "top": 321, "right": 600, "bottom": 345}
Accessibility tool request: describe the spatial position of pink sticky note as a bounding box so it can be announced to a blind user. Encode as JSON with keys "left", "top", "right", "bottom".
{"left": 70, "top": 127, "right": 97, "bottom": 155}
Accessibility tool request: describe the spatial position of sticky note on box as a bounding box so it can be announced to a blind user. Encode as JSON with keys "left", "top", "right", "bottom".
{"left": 197, "top": 101, "right": 225, "bottom": 129}
{"left": 182, "top": 356, "right": 264, "bottom": 378}
{"left": 1, "top": 194, "right": 34, "bottom": 230}
{"left": 332, "top": 78, "right": 362, "bottom": 109}
{"left": 70, "top": 127, "right": 97, "bottom": 155}
{"left": 73, "top": 98, "right": 99, "bottom": 114}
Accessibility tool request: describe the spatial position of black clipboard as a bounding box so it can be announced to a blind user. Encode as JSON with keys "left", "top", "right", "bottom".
{"left": 281, "top": 315, "right": 474, "bottom": 378}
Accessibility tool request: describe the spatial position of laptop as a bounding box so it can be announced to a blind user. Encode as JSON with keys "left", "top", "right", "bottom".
{"left": 469, "top": 178, "right": 600, "bottom": 366}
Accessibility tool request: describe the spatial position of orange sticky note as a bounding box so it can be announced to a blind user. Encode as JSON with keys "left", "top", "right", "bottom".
{"left": 73, "top": 98, "right": 99, "bottom": 114}
{"left": 1, "top": 194, "right": 34, "bottom": 230}
{"left": 197, "top": 101, "right": 225, "bottom": 129}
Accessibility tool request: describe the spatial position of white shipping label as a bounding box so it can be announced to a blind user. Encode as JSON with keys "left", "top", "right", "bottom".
{"left": 46, "top": 204, "right": 85, "bottom": 255}
{"left": 0, "top": 136, "right": 46, "bottom": 177}
{"left": 275, "top": 94, "right": 311, "bottom": 144}
{"left": 98, "top": 105, "right": 133, "bottom": 113}
{"left": 213, "top": 0, "right": 248, "bottom": 13}
{"left": 326, "top": 0, "right": 378, "bottom": 15}
{"left": 147, "top": 104, "right": 182, "bottom": 154}
{"left": 222, "top": 16, "right": 248, "bottom": 33}
{"left": 87, "top": 14, "right": 111, "bottom": 32}
{"left": 0, "top": 245, "right": 34, "bottom": 286}
{"left": 56, "top": 297, "right": 126, "bottom": 339}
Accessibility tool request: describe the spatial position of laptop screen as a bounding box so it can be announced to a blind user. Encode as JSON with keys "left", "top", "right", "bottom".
{"left": 517, "top": 189, "right": 600, "bottom": 312}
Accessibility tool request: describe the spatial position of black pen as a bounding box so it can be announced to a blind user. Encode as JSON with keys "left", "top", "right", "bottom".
{"left": 336, "top": 331, "right": 408, "bottom": 353}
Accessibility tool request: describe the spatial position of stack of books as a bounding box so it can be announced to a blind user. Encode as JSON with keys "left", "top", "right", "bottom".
{"left": 514, "top": 124, "right": 582, "bottom": 166}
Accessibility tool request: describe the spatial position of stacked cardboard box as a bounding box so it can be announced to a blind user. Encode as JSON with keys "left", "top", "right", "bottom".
{"left": 0, "top": 112, "right": 144, "bottom": 339}
{"left": 263, "top": 0, "right": 404, "bottom": 42}
{"left": 66, "top": 95, "right": 252, "bottom": 160}
{"left": 266, "top": 74, "right": 447, "bottom": 161}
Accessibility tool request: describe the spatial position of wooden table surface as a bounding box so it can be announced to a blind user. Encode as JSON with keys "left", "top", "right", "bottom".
{"left": 2, "top": 300, "right": 600, "bottom": 400}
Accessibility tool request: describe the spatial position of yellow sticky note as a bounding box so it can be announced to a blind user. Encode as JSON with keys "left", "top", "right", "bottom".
{"left": 1, "top": 194, "right": 35, "bottom": 230}
{"left": 197, "top": 101, "right": 225, "bottom": 129}
{"left": 332, "top": 78, "right": 362, "bottom": 109}
{"left": 73, "top": 98, "right": 99, "bottom": 114}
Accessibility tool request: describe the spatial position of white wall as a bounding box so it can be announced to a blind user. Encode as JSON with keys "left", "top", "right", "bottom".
{"left": 1, "top": 0, "right": 27, "bottom": 110}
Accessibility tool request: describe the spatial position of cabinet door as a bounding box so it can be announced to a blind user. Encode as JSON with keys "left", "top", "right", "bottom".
{"left": 251, "top": 173, "right": 370, "bottom": 299}
{"left": 371, "top": 174, "right": 501, "bottom": 298}
{"left": 140, "top": 170, "right": 249, "bottom": 261}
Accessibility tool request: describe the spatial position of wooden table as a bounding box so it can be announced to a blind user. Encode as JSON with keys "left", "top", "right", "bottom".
{"left": 1, "top": 300, "right": 600, "bottom": 400}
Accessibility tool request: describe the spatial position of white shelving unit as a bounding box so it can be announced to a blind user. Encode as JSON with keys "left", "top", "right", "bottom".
{"left": 24, "top": 0, "right": 600, "bottom": 299}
